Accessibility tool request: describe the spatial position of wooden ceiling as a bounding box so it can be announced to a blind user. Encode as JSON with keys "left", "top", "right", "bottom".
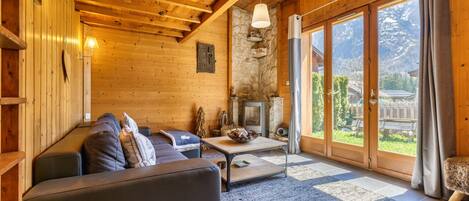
{"left": 75, "top": 0, "right": 239, "bottom": 42}
{"left": 235, "top": 0, "right": 284, "bottom": 11}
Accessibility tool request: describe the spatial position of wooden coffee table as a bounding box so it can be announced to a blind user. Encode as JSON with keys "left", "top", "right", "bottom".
{"left": 201, "top": 136, "right": 288, "bottom": 191}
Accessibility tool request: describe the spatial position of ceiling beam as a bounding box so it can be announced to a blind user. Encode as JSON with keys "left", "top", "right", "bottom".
{"left": 81, "top": 14, "right": 183, "bottom": 38}
{"left": 76, "top": 2, "right": 191, "bottom": 31}
{"left": 157, "top": 0, "right": 212, "bottom": 13}
{"left": 178, "top": 0, "right": 239, "bottom": 43}
{"left": 75, "top": 0, "right": 201, "bottom": 24}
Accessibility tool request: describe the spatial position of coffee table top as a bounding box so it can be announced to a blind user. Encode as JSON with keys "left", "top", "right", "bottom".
{"left": 202, "top": 136, "right": 287, "bottom": 154}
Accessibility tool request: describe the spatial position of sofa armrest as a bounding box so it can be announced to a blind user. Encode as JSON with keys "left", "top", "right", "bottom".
{"left": 34, "top": 126, "right": 92, "bottom": 185}
{"left": 24, "top": 159, "right": 221, "bottom": 201}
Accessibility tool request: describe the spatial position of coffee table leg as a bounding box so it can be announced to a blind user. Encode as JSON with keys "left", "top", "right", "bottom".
{"left": 199, "top": 142, "right": 203, "bottom": 158}
{"left": 225, "top": 154, "right": 234, "bottom": 192}
{"left": 283, "top": 146, "right": 288, "bottom": 178}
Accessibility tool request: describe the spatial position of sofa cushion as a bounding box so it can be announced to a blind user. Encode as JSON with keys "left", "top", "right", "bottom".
{"left": 97, "top": 113, "right": 121, "bottom": 135}
{"left": 122, "top": 112, "right": 139, "bottom": 134}
{"left": 155, "top": 144, "right": 187, "bottom": 164}
{"left": 147, "top": 134, "right": 172, "bottom": 146}
{"left": 119, "top": 128, "right": 156, "bottom": 168}
{"left": 84, "top": 123, "right": 126, "bottom": 174}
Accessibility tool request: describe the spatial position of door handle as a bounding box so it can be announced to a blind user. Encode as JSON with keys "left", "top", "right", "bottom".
{"left": 369, "top": 89, "right": 378, "bottom": 105}
{"left": 325, "top": 90, "right": 339, "bottom": 96}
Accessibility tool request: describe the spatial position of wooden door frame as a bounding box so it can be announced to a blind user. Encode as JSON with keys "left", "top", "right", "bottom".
{"left": 326, "top": 6, "right": 371, "bottom": 169}
{"left": 300, "top": 1, "right": 416, "bottom": 181}
{"left": 301, "top": 6, "right": 371, "bottom": 168}
{"left": 369, "top": 0, "right": 415, "bottom": 181}
{"left": 301, "top": 23, "right": 328, "bottom": 157}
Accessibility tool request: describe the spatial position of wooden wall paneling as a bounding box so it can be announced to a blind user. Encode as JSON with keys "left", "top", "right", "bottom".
{"left": 452, "top": 0, "right": 469, "bottom": 155}
{"left": 57, "top": 1, "right": 62, "bottom": 142}
{"left": 19, "top": 0, "right": 84, "bottom": 192}
{"left": 39, "top": 0, "right": 47, "bottom": 153}
{"left": 300, "top": 0, "right": 376, "bottom": 31}
{"left": 52, "top": 0, "right": 57, "bottom": 144}
{"left": 228, "top": 8, "right": 232, "bottom": 94}
{"left": 300, "top": 0, "right": 329, "bottom": 14}
{"left": 300, "top": 31, "right": 311, "bottom": 136}
{"left": 45, "top": 0, "right": 52, "bottom": 147}
{"left": 277, "top": 0, "right": 298, "bottom": 126}
{"left": 83, "top": 24, "right": 92, "bottom": 122}
{"left": 89, "top": 12, "right": 228, "bottom": 135}
{"left": 22, "top": 0, "right": 36, "bottom": 190}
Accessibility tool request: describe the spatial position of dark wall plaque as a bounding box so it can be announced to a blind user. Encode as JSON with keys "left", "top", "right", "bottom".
{"left": 197, "top": 42, "right": 216, "bottom": 73}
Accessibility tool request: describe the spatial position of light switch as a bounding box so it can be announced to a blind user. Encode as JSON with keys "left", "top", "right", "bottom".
{"left": 85, "top": 113, "right": 91, "bottom": 121}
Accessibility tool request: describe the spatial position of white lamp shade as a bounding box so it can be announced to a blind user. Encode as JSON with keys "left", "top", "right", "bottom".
{"left": 251, "top": 3, "right": 270, "bottom": 28}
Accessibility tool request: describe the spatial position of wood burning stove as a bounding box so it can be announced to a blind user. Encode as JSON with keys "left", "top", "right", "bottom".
{"left": 242, "top": 101, "right": 266, "bottom": 137}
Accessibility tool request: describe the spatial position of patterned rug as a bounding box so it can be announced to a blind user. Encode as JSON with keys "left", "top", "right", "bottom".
{"left": 206, "top": 152, "right": 398, "bottom": 201}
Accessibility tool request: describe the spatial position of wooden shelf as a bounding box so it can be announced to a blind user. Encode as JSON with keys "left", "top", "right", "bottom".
{"left": 247, "top": 36, "right": 263, "bottom": 42}
{"left": 0, "top": 152, "right": 25, "bottom": 175}
{"left": 0, "top": 26, "right": 26, "bottom": 50}
{"left": 0, "top": 97, "right": 26, "bottom": 105}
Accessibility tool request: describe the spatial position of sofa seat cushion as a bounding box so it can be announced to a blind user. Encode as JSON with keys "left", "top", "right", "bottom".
{"left": 147, "top": 134, "right": 172, "bottom": 145}
{"left": 155, "top": 144, "right": 187, "bottom": 164}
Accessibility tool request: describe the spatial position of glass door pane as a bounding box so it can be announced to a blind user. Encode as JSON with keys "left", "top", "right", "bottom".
{"left": 311, "top": 28, "right": 325, "bottom": 139}
{"left": 377, "top": 0, "right": 420, "bottom": 156}
{"left": 331, "top": 13, "right": 365, "bottom": 146}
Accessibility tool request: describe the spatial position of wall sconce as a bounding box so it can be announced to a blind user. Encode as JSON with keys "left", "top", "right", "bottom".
{"left": 85, "top": 36, "right": 99, "bottom": 49}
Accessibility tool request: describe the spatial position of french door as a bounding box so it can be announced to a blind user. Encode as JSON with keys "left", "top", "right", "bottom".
{"left": 302, "top": 0, "right": 420, "bottom": 180}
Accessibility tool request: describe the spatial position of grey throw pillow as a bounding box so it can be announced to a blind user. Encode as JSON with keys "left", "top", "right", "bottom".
{"left": 84, "top": 122, "right": 126, "bottom": 173}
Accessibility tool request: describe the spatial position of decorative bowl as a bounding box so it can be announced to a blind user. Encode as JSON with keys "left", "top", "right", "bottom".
{"left": 227, "top": 128, "right": 259, "bottom": 143}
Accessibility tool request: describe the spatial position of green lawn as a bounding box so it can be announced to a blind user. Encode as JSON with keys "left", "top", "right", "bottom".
{"left": 309, "top": 130, "right": 416, "bottom": 156}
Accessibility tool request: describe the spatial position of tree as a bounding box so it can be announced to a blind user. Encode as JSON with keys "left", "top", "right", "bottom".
{"left": 311, "top": 73, "right": 351, "bottom": 131}
{"left": 333, "top": 76, "right": 350, "bottom": 129}
{"left": 380, "top": 73, "right": 418, "bottom": 93}
{"left": 311, "top": 73, "right": 324, "bottom": 132}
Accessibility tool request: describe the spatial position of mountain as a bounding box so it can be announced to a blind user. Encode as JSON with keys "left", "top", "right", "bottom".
{"left": 311, "top": 0, "right": 420, "bottom": 77}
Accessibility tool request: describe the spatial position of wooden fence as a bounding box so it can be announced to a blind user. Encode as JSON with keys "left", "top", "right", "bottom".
{"left": 350, "top": 102, "right": 418, "bottom": 121}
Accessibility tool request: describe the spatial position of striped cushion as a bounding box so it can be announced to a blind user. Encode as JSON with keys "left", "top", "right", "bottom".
{"left": 119, "top": 127, "right": 156, "bottom": 168}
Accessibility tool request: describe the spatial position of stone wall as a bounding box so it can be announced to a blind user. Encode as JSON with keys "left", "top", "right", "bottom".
{"left": 230, "top": 6, "right": 282, "bottom": 136}
{"left": 231, "top": 6, "right": 278, "bottom": 101}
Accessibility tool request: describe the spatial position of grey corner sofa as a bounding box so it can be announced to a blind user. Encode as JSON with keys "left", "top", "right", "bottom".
{"left": 23, "top": 120, "right": 221, "bottom": 201}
